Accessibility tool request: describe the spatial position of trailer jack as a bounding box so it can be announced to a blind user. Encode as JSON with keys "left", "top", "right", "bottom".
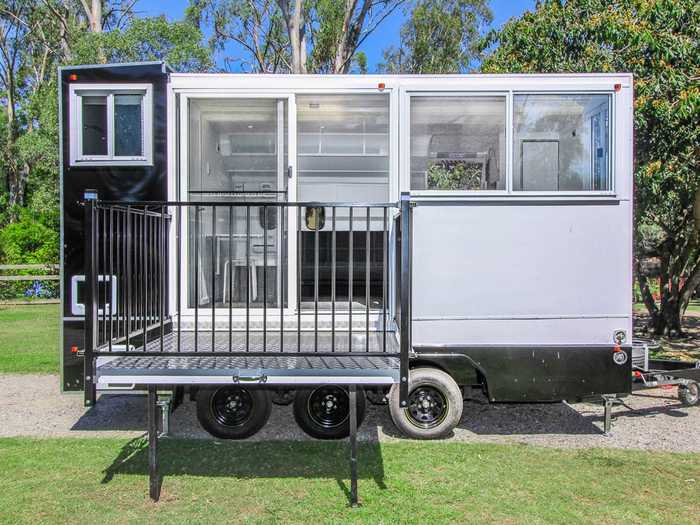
{"left": 146, "top": 384, "right": 362, "bottom": 505}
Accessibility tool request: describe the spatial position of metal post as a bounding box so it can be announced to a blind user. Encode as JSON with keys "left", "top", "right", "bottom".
{"left": 349, "top": 384, "right": 359, "bottom": 507}
{"left": 83, "top": 190, "right": 98, "bottom": 407}
{"left": 602, "top": 395, "right": 614, "bottom": 435}
{"left": 148, "top": 385, "right": 161, "bottom": 501}
{"left": 399, "top": 193, "right": 412, "bottom": 407}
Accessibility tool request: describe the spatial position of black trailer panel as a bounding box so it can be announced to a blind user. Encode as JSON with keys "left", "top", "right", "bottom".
{"left": 415, "top": 344, "right": 632, "bottom": 402}
{"left": 60, "top": 62, "right": 170, "bottom": 390}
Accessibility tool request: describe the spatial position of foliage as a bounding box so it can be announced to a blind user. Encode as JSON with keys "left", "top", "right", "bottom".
{"left": 0, "top": 208, "right": 58, "bottom": 264}
{"left": 426, "top": 162, "right": 482, "bottom": 191}
{"left": 380, "top": 0, "right": 492, "bottom": 73}
{"left": 195, "top": 0, "right": 405, "bottom": 73}
{"left": 481, "top": 0, "right": 700, "bottom": 336}
{"left": 71, "top": 16, "right": 213, "bottom": 72}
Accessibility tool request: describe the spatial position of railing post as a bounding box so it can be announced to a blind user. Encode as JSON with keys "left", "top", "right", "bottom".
{"left": 399, "top": 192, "right": 412, "bottom": 408}
{"left": 83, "top": 189, "right": 99, "bottom": 407}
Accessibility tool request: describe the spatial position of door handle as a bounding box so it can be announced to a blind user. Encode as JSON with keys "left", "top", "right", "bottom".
{"left": 287, "top": 165, "right": 293, "bottom": 179}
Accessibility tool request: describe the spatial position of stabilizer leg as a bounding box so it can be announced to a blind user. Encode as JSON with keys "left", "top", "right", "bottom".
{"left": 349, "top": 384, "right": 359, "bottom": 507}
{"left": 602, "top": 394, "right": 614, "bottom": 435}
{"left": 148, "top": 385, "right": 161, "bottom": 501}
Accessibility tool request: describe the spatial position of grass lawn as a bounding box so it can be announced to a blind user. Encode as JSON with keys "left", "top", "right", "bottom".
{"left": 0, "top": 304, "right": 59, "bottom": 374}
{"left": 0, "top": 438, "right": 698, "bottom": 524}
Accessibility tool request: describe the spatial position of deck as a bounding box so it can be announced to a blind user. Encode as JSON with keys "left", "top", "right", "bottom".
{"left": 95, "top": 330, "right": 401, "bottom": 387}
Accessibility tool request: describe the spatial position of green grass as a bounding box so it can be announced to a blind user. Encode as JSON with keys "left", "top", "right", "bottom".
{"left": 0, "top": 304, "right": 59, "bottom": 374}
{"left": 0, "top": 438, "right": 698, "bottom": 524}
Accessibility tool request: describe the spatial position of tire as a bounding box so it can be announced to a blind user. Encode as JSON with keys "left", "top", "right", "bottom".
{"left": 678, "top": 382, "right": 700, "bottom": 407}
{"left": 389, "top": 367, "right": 463, "bottom": 440}
{"left": 293, "top": 385, "right": 366, "bottom": 440}
{"left": 196, "top": 386, "right": 272, "bottom": 439}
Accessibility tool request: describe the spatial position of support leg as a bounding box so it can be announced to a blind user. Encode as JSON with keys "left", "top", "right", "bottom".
{"left": 148, "top": 385, "right": 161, "bottom": 501}
{"left": 602, "top": 395, "right": 614, "bottom": 435}
{"left": 349, "top": 384, "right": 359, "bottom": 507}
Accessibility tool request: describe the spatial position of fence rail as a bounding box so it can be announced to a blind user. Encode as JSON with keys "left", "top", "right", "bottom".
{"left": 0, "top": 264, "right": 59, "bottom": 282}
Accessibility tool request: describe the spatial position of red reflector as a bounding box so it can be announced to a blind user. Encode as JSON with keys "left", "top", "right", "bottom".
{"left": 633, "top": 371, "right": 642, "bottom": 378}
{"left": 70, "top": 345, "right": 79, "bottom": 354}
{"left": 378, "top": 82, "right": 386, "bottom": 90}
{"left": 614, "top": 83, "right": 622, "bottom": 92}
{"left": 69, "top": 73, "right": 78, "bottom": 81}
{"left": 613, "top": 344, "right": 622, "bottom": 352}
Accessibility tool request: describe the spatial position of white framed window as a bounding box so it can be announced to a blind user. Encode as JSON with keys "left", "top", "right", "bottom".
{"left": 407, "top": 92, "right": 508, "bottom": 194}
{"left": 69, "top": 83, "right": 153, "bottom": 166}
{"left": 513, "top": 93, "right": 612, "bottom": 192}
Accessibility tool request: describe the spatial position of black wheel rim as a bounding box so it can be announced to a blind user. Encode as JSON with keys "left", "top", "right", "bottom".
{"left": 405, "top": 386, "right": 448, "bottom": 429}
{"left": 211, "top": 387, "right": 255, "bottom": 428}
{"left": 307, "top": 386, "right": 349, "bottom": 429}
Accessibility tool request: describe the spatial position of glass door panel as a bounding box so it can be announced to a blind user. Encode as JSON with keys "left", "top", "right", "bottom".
{"left": 296, "top": 94, "right": 390, "bottom": 310}
{"left": 186, "top": 97, "right": 289, "bottom": 311}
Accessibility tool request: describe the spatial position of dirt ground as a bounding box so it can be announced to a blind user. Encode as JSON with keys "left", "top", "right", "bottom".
{"left": 2, "top": 374, "right": 699, "bottom": 453}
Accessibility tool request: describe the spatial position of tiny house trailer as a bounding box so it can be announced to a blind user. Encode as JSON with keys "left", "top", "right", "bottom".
{"left": 60, "top": 62, "right": 643, "bottom": 502}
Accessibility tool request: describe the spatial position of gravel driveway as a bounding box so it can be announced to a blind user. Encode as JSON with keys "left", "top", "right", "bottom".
{"left": 1, "top": 374, "right": 698, "bottom": 453}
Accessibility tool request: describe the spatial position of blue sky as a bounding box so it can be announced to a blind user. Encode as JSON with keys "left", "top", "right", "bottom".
{"left": 137, "top": 0, "right": 535, "bottom": 71}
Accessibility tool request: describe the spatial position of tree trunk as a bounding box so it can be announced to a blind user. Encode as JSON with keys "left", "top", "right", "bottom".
{"left": 4, "top": 75, "right": 24, "bottom": 210}
{"left": 278, "top": 0, "right": 307, "bottom": 73}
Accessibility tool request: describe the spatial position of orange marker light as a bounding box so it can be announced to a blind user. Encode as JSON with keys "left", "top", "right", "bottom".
{"left": 70, "top": 345, "right": 79, "bottom": 354}
{"left": 378, "top": 82, "right": 386, "bottom": 90}
{"left": 69, "top": 73, "right": 78, "bottom": 81}
{"left": 614, "top": 83, "right": 622, "bottom": 92}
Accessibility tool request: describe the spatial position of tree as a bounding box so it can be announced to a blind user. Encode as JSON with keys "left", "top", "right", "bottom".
{"left": 481, "top": 0, "right": 700, "bottom": 336}
{"left": 193, "top": 0, "right": 406, "bottom": 73}
{"left": 0, "top": 0, "right": 212, "bottom": 233}
{"left": 379, "top": 0, "right": 492, "bottom": 74}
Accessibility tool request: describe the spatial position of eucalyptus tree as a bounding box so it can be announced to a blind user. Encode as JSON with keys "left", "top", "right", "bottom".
{"left": 190, "top": 0, "right": 407, "bottom": 73}
{"left": 379, "top": 0, "right": 492, "bottom": 74}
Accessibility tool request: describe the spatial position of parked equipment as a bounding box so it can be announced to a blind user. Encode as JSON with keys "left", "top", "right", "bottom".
{"left": 59, "top": 63, "right": 669, "bottom": 504}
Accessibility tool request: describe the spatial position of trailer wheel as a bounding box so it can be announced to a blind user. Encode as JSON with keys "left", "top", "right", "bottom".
{"left": 678, "top": 382, "right": 699, "bottom": 407}
{"left": 389, "top": 367, "right": 463, "bottom": 440}
{"left": 293, "top": 385, "right": 366, "bottom": 440}
{"left": 196, "top": 386, "right": 272, "bottom": 439}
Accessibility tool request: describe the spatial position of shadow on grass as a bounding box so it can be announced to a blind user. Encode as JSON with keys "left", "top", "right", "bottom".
{"left": 101, "top": 436, "right": 387, "bottom": 505}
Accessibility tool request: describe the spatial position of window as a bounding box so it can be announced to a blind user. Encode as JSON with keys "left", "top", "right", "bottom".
{"left": 296, "top": 94, "right": 390, "bottom": 202}
{"left": 69, "top": 83, "right": 153, "bottom": 166}
{"left": 410, "top": 96, "right": 506, "bottom": 191}
{"left": 513, "top": 94, "right": 611, "bottom": 191}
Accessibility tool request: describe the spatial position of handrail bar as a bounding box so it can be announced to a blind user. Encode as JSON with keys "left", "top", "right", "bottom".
{"left": 96, "top": 200, "right": 399, "bottom": 208}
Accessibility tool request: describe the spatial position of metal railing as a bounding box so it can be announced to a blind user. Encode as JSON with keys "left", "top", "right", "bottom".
{"left": 84, "top": 198, "right": 405, "bottom": 358}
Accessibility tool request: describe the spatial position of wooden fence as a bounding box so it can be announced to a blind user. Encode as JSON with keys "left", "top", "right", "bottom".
{"left": 0, "top": 264, "right": 60, "bottom": 305}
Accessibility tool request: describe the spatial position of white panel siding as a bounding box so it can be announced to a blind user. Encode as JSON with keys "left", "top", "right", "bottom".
{"left": 411, "top": 201, "right": 632, "bottom": 345}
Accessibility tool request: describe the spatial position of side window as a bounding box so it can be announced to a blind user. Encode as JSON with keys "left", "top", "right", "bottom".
{"left": 513, "top": 94, "right": 611, "bottom": 191}
{"left": 70, "top": 84, "right": 153, "bottom": 166}
{"left": 410, "top": 96, "right": 506, "bottom": 191}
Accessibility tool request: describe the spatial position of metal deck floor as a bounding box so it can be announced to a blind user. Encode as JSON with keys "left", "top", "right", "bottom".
{"left": 95, "top": 330, "right": 400, "bottom": 386}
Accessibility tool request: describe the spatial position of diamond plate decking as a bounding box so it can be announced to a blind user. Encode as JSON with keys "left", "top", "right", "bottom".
{"left": 95, "top": 330, "right": 401, "bottom": 385}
